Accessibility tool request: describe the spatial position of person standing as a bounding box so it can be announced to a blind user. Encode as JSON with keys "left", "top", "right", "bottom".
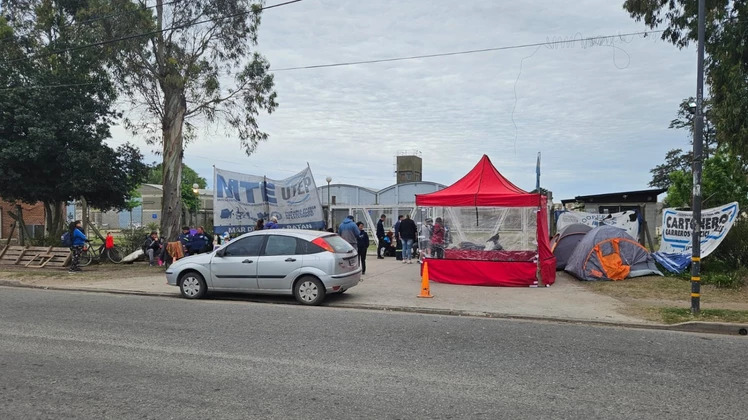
{"left": 419, "top": 218, "right": 434, "bottom": 261}
{"left": 398, "top": 214, "right": 418, "bottom": 264}
{"left": 356, "top": 222, "right": 369, "bottom": 275}
{"left": 376, "top": 214, "right": 386, "bottom": 259}
{"left": 393, "top": 215, "right": 404, "bottom": 259}
{"left": 255, "top": 219, "right": 265, "bottom": 231}
{"left": 68, "top": 221, "right": 87, "bottom": 273}
{"left": 265, "top": 216, "right": 280, "bottom": 229}
{"left": 431, "top": 217, "right": 445, "bottom": 259}
{"left": 103, "top": 231, "right": 115, "bottom": 260}
{"left": 338, "top": 215, "right": 359, "bottom": 250}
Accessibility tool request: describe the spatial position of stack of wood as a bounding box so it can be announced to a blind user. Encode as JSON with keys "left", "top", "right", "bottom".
{"left": 0, "top": 246, "right": 72, "bottom": 268}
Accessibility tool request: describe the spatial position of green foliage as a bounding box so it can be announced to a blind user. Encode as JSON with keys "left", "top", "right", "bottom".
{"left": 649, "top": 148, "right": 692, "bottom": 189}
{"left": 146, "top": 163, "right": 206, "bottom": 213}
{"left": 664, "top": 170, "right": 693, "bottom": 208}
{"left": 145, "top": 163, "right": 207, "bottom": 188}
{"left": 660, "top": 307, "right": 748, "bottom": 324}
{"left": 665, "top": 150, "right": 748, "bottom": 209}
{"left": 710, "top": 219, "right": 748, "bottom": 270}
{"left": 98, "top": 0, "right": 278, "bottom": 238}
{"left": 0, "top": 2, "right": 148, "bottom": 212}
{"left": 121, "top": 227, "right": 150, "bottom": 254}
{"left": 623, "top": 0, "right": 748, "bottom": 163}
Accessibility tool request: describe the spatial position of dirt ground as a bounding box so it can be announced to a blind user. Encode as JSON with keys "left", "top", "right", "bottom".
{"left": 579, "top": 275, "right": 748, "bottom": 323}
{"left": 0, "top": 261, "right": 163, "bottom": 282}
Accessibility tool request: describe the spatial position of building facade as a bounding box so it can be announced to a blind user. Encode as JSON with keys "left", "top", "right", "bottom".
{"left": 0, "top": 197, "right": 48, "bottom": 241}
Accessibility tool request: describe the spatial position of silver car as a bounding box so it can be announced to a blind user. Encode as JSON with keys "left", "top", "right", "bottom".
{"left": 165, "top": 230, "right": 361, "bottom": 305}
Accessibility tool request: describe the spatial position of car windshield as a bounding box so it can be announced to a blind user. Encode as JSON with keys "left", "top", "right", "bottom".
{"left": 323, "top": 235, "right": 355, "bottom": 253}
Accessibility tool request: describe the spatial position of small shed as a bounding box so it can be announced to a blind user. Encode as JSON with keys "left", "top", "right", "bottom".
{"left": 560, "top": 188, "right": 666, "bottom": 247}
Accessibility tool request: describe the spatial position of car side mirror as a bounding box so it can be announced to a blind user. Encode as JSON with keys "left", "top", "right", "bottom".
{"left": 216, "top": 248, "right": 225, "bottom": 257}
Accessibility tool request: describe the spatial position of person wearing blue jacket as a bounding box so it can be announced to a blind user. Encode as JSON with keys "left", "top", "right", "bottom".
{"left": 265, "top": 216, "right": 280, "bottom": 229}
{"left": 68, "top": 220, "right": 87, "bottom": 273}
{"left": 338, "top": 215, "right": 359, "bottom": 249}
{"left": 356, "top": 222, "right": 370, "bottom": 275}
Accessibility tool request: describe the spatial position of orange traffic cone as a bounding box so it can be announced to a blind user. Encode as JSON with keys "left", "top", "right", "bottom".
{"left": 418, "top": 260, "right": 434, "bottom": 298}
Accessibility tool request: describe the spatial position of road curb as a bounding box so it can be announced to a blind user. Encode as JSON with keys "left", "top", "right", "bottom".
{"left": 1, "top": 280, "right": 746, "bottom": 336}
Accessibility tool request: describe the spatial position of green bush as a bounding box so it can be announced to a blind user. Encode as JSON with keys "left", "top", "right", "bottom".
{"left": 121, "top": 227, "right": 150, "bottom": 254}
{"left": 710, "top": 219, "right": 748, "bottom": 269}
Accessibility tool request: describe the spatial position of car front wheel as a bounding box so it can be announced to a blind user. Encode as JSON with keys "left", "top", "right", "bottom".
{"left": 294, "top": 276, "right": 326, "bottom": 306}
{"left": 179, "top": 271, "right": 207, "bottom": 299}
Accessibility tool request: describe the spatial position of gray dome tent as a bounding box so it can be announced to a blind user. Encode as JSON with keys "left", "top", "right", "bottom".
{"left": 565, "top": 225, "right": 662, "bottom": 281}
{"left": 550, "top": 223, "right": 592, "bottom": 270}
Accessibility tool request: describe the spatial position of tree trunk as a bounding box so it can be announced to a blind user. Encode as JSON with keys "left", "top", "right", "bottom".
{"left": 161, "top": 88, "right": 187, "bottom": 241}
{"left": 43, "top": 201, "right": 66, "bottom": 238}
{"left": 80, "top": 197, "right": 89, "bottom": 234}
{"left": 13, "top": 204, "right": 26, "bottom": 246}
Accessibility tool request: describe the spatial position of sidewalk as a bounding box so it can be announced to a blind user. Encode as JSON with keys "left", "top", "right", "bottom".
{"left": 0, "top": 257, "right": 644, "bottom": 324}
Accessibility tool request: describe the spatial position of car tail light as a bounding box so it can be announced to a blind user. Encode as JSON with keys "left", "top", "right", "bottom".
{"left": 311, "top": 237, "right": 335, "bottom": 253}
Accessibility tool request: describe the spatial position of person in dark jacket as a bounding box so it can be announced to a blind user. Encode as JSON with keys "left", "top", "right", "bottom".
{"left": 338, "top": 215, "right": 359, "bottom": 249}
{"left": 376, "top": 214, "right": 386, "bottom": 259}
{"left": 255, "top": 219, "right": 265, "bottom": 231}
{"left": 179, "top": 226, "right": 191, "bottom": 255}
{"left": 431, "top": 217, "right": 445, "bottom": 259}
{"left": 142, "top": 231, "right": 161, "bottom": 266}
{"left": 356, "top": 222, "right": 370, "bottom": 275}
{"left": 68, "top": 220, "right": 88, "bottom": 273}
{"left": 398, "top": 214, "right": 418, "bottom": 264}
{"left": 393, "top": 215, "right": 404, "bottom": 256}
{"left": 189, "top": 226, "right": 212, "bottom": 255}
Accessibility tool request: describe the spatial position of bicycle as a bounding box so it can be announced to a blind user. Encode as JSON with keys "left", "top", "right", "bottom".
{"left": 79, "top": 240, "right": 124, "bottom": 266}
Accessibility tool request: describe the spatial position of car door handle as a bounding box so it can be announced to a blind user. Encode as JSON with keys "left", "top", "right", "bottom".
{"left": 285, "top": 258, "right": 297, "bottom": 262}
{"left": 242, "top": 259, "right": 254, "bottom": 264}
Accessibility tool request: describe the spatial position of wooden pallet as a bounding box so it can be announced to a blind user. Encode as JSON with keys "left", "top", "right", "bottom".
{"left": 0, "top": 245, "right": 71, "bottom": 268}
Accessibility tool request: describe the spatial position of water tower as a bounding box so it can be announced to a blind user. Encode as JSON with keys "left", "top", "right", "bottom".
{"left": 395, "top": 150, "right": 422, "bottom": 184}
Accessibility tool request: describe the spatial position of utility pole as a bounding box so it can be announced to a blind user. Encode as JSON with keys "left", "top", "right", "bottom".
{"left": 691, "top": 0, "right": 706, "bottom": 315}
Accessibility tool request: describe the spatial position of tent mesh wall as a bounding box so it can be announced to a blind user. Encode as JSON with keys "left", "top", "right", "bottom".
{"left": 416, "top": 207, "right": 539, "bottom": 262}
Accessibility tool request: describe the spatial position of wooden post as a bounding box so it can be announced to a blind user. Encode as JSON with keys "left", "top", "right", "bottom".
{"left": 643, "top": 220, "right": 656, "bottom": 251}
{"left": 3, "top": 220, "right": 16, "bottom": 249}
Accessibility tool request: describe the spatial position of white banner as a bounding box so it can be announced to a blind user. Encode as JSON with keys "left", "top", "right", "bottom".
{"left": 213, "top": 166, "right": 325, "bottom": 235}
{"left": 557, "top": 210, "right": 640, "bottom": 239}
{"left": 660, "top": 202, "right": 739, "bottom": 257}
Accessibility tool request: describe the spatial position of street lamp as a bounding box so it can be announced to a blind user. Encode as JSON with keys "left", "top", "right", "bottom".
{"left": 192, "top": 183, "right": 199, "bottom": 225}
{"left": 326, "top": 176, "right": 332, "bottom": 229}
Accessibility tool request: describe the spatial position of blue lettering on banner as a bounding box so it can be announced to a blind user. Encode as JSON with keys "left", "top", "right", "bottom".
{"left": 215, "top": 167, "right": 324, "bottom": 235}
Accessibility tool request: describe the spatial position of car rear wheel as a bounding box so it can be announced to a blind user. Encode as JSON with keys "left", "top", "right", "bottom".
{"left": 294, "top": 276, "right": 326, "bottom": 306}
{"left": 179, "top": 271, "right": 206, "bottom": 299}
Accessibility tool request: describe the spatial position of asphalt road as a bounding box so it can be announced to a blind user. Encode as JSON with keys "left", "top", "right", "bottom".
{"left": 0, "top": 287, "right": 746, "bottom": 420}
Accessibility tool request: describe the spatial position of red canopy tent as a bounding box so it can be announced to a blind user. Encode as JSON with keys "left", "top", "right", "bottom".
{"left": 416, "top": 155, "right": 556, "bottom": 287}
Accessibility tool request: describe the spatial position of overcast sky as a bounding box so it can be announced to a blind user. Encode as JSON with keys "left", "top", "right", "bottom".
{"left": 109, "top": 0, "right": 697, "bottom": 201}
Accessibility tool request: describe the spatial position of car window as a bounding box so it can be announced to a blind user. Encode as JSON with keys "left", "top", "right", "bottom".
{"left": 322, "top": 235, "right": 355, "bottom": 253}
{"left": 297, "top": 238, "right": 325, "bottom": 254}
{"left": 263, "top": 235, "right": 298, "bottom": 256}
{"left": 224, "top": 236, "right": 264, "bottom": 257}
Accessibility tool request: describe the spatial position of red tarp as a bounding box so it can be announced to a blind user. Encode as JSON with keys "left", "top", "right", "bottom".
{"left": 415, "top": 155, "right": 556, "bottom": 287}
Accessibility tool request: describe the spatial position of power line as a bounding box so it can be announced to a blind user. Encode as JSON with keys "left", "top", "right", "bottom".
{"left": 0, "top": 82, "right": 100, "bottom": 91}
{"left": 2, "top": 0, "right": 304, "bottom": 64}
{"left": 271, "top": 30, "right": 665, "bottom": 71}
{"left": 2, "top": 28, "right": 663, "bottom": 90}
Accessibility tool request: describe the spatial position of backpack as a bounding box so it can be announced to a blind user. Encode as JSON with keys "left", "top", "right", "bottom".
{"left": 61, "top": 231, "right": 72, "bottom": 247}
